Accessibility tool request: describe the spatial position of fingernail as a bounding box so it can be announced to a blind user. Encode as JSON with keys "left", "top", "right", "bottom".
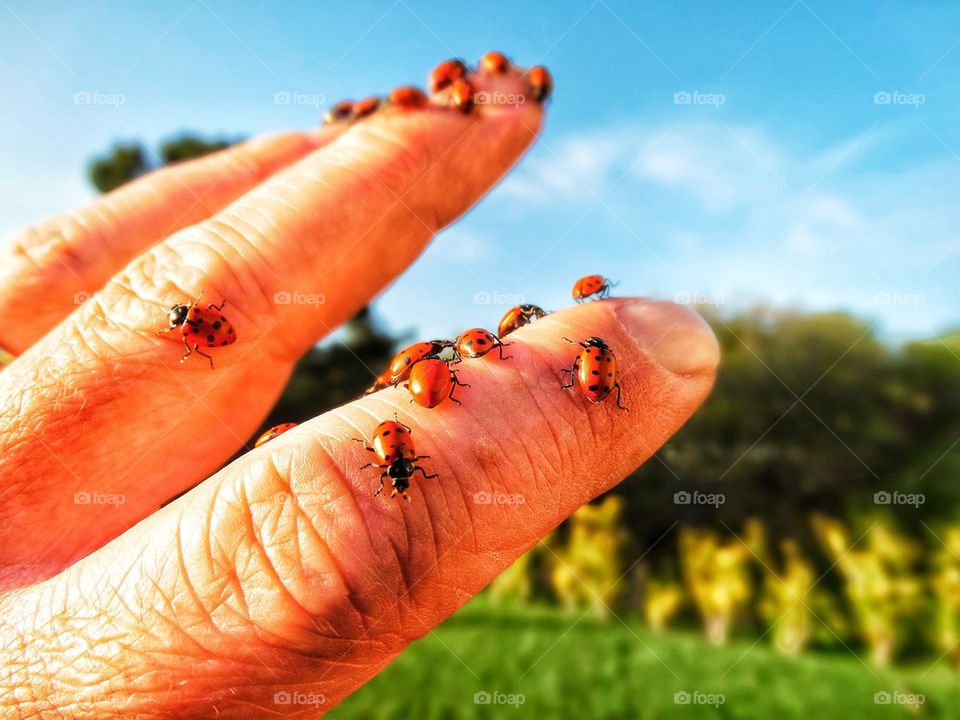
{"left": 615, "top": 299, "right": 720, "bottom": 376}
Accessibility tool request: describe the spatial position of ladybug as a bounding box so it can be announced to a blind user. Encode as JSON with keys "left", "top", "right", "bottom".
{"left": 354, "top": 418, "right": 437, "bottom": 500}
{"left": 455, "top": 328, "right": 512, "bottom": 361}
{"left": 527, "top": 65, "right": 553, "bottom": 102}
{"left": 498, "top": 304, "right": 548, "bottom": 338}
{"left": 387, "top": 340, "right": 454, "bottom": 384}
{"left": 158, "top": 298, "right": 236, "bottom": 368}
{"left": 430, "top": 58, "right": 467, "bottom": 92}
{"left": 572, "top": 274, "right": 616, "bottom": 303}
{"left": 560, "top": 336, "right": 627, "bottom": 409}
{"left": 324, "top": 100, "right": 354, "bottom": 124}
{"left": 405, "top": 358, "right": 470, "bottom": 408}
{"left": 450, "top": 78, "right": 476, "bottom": 114}
{"left": 480, "top": 51, "right": 510, "bottom": 74}
{"left": 353, "top": 96, "right": 381, "bottom": 119}
{"left": 254, "top": 423, "right": 297, "bottom": 448}
{"left": 364, "top": 369, "right": 395, "bottom": 396}
{"left": 389, "top": 85, "right": 428, "bottom": 109}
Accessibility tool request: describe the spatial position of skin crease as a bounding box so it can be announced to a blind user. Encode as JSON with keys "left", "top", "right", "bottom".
{"left": 0, "top": 57, "right": 720, "bottom": 718}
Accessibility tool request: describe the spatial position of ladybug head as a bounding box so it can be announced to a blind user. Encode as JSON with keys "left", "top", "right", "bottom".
{"left": 583, "top": 336, "right": 609, "bottom": 349}
{"left": 167, "top": 304, "right": 190, "bottom": 328}
{"left": 388, "top": 457, "right": 415, "bottom": 480}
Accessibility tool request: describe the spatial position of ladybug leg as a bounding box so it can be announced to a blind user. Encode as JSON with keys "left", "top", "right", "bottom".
{"left": 374, "top": 475, "right": 388, "bottom": 496}
{"left": 191, "top": 344, "right": 215, "bottom": 369}
{"left": 496, "top": 340, "right": 514, "bottom": 361}
{"left": 393, "top": 415, "right": 413, "bottom": 433}
{"left": 448, "top": 370, "right": 470, "bottom": 405}
{"left": 207, "top": 299, "right": 227, "bottom": 312}
{"left": 414, "top": 465, "right": 438, "bottom": 480}
{"left": 178, "top": 334, "right": 194, "bottom": 363}
{"left": 614, "top": 382, "right": 629, "bottom": 411}
{"left": 560, "top": 357, "right": 579, "bottom": 389}
{"left": 352, "top": 437, "right": 376, "bottom": 455}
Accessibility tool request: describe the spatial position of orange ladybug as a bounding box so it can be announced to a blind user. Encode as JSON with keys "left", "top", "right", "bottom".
{"left": 450, "top": 78, "right": 475, "bottom": 114}
{"left": 498, "top": 304, "right": 548, "bottom": 337}
{"left": 572, "top": 274, "right": 615, "bottom": 302}
{"left": 352, "top": 96, "right": 381, "bottom": 119}
{"left": 254, "top": 423, "right": 297, "bottom": 448}
{"left": 455, "top": 328, "right": 512, "bottom": 360}
{"left": 480, "top": 51, "right": 510, "bottom": 74}
{"left": 387, "top": 340, "right": 455, "bottom": 385}
{"left": 324, "top": 100, "right": 354, "bottom": 124}
{"left": 528, "top": 65, "right": 553, "bottom": 102}
{"left": 405, "top": 358, "right": 470, "bottom": 408}
{"left": 158, "top": 298, "right": 236, "bottom": 368}
{"left": 354, "top": 418, "right": 437, "bottom": 500}
{"left": 560, "top": 337, "right": 627, "bottom": 409}
{"left": 389, "top": 86, "right": 428, "bottom": 109}
{"left": 430, "top": 58, "right": 467, "bottom": 92}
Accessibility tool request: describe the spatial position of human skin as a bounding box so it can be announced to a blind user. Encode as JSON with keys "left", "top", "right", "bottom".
{"left": 0, "top": 57, "right": 719, "bottom": 718}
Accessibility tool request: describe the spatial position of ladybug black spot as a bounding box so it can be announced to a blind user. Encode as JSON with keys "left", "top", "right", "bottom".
{"left": 608, "top": 372, "right": 613, "bottom": 377}
{"left": 193, "top": 307, "right": 201, "bottom": 315}
{"left": 591, "top": 370, "right": 600, "bottom": 375}
{"left": 207, "top": 334, "right": 215, "bottom": 343}
{"left": 196, "top": 317, "right": 203, "bottom": 324}
{"left": 588, "top": 384, "right": 600, "bottom": 392}
{"left": 396, "top": 428, "right": 405, "bottom": 434}
{"left": 227, "top": 327, "right": 233, "bottom": 334}
{"left": 220, "top": 316, "right": 226, "bottom": 322}
{"left": 477, "top": 337, "right": 487, "bottom": 345}
{"left": 595, "top": 355, "right": 602, "bottom": 361}
{"left": 213, "top": 321, "right": 221, "bottom": 330}
{"left": 222, "top": 341, "right": 228, "bottom": 346}
{"left": 192, "top": 327, "right": 200, "bottom": 334}
{"left": 383, "top": 430, "right": 392, "bottom": 436}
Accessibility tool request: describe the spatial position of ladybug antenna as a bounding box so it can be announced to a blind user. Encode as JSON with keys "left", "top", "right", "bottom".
{"left": 560, "top": 336, "right": 578, "bottom": 345}
{"left": 607, "top": 279, "right": 620, "bottom": 288}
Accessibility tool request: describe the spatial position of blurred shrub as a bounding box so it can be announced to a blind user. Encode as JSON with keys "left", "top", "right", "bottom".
{"left": 548, "top": 496, "right": 627, "bottom": 618}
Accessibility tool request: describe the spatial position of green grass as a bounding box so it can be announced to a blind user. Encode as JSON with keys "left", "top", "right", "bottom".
{"left": 329, "top": 600, "right": 960, "bottom": 719}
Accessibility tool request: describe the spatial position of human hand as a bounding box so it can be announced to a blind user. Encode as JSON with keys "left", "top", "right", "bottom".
{"left": 0, "top": 55, "right": 718, "bottom": 718}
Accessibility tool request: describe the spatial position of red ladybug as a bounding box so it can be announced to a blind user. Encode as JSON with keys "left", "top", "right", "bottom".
{"left": 354, "top": 418, "right": 437, "bottom": 500}
{"left": 158, "top": 298, "right": 236, "bottom": 368}
{"left": 254, "top": 423, "right": 297, "bottom": 448}
{"left": 498, "top": 304, "right": 548, "bottom": 337}
{"left": 389, "top": 86, "right": 428, "bottom": 109}
{"left": 527, "top": 65, "right": 553, "bottom": 102}
{"left": 324, "top": 100, "right": 354, "bottom": 124}
{"left": 405, "top": 358, "right": 470, "bottom": 408}
{"left": 388, "top": 340, "right": 454, "bottom": 385}
{"left": 480, "top": 51, "right": 510, "bottom": 74}
{"left": 353, "top": 96, "right": 381, "bottom": 119}
{"left": 450, "top": 78, "right": 476, "bottom": 114}
{"left": 455, "top": 328, "right": 512, "bottom": 360}
{"left": 560, "top": 336, "right": 627, "bottom": 409}
{"left": 430, "top": 58, "right": 467, "bottom": 92}
{"left": 572, "top": 274, "right": 615, "bottom": 302}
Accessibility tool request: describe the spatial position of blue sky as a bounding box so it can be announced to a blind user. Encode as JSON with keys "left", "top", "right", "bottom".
{"left": 1, "top": 0, "right": 958, "bottom": 341}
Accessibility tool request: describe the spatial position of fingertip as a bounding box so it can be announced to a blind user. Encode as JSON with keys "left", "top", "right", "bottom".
{"left": 613, "top": 298, "right": 720, "bottom": 377}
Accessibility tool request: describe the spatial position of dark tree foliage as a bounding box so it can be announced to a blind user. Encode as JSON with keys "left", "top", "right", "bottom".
{"left": 89, "top": 144, "right": 148, "bottom": 193}
{"left": 621, "top": 307, "right": 960, "bottom": 562}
